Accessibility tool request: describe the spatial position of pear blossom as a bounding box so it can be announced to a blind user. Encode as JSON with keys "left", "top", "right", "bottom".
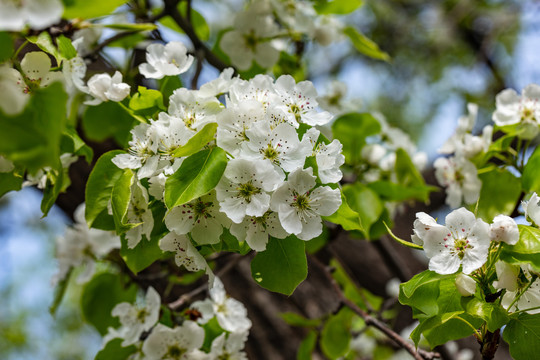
{"left": 490, "top": 215, "right": 519, "bottom": 245}
{"left": 191, "top": 277, "right": 252, "bottom": 333}
{"left": 417, "top": 208, "right": 490, "bottom": 274}
{"left": 272, "top": 75, "right": 333, "bottom": 126}
{"left": 208, "top": 332, "right": 248, "bottom": 360}
{"left": 72, "top": 27, "right": 102, "bottom": 57}
{"left": 216, "top": 158, "right": 284, "bottom": 223}
{"left": 139, "top": 41, "right": 194, "bottom": 79}
{"left": 494, "top": 260, "right": 519, "bottom": 292}
{"left": 270, "top": 0, "right": 316, "bottom": 35}
{"left": 0, "top": 0, "right": 63, "bottom": 31}
{"left": 0, "top": 64, "right": 29, "bottom": 115}
{"left": 522, "top": 192, "right": 540, "bottom": 226}
{"left": 455, "top": 273, "right": 476, "bottom": 297}
{"left": 164, "top": 192, "right": 231, "bottom": 245}
{"left": 220, "top": 3, "right": 280, "bottom": 71}
{"left": 230, "top": 211, "right": 288, "bottom": 251}
{"left": 105, "top": 287, "right": 161, "bottom": 346}
{"left": 270, "top": 167, "right": 341, "bottom": 240}
{"left": 434, "top": 155, "right": 481, "bottom": 208}
{"left": 54, "top": 204, "right": 120, "bottom": 285}
{"left": 168, "top": 88, "right": 222, "bottom": 132}
{"left": 500, "top": 266, "right": 540, "bottom": 314}
{"left": 142, "top": 322, "right": 207, "bottom": 360}
{"left": 227, "top": 74, "right": 275, "bottom": 110}
{"left": 244, "top": 121, "right": 311, "bottom": 172}
{"left": 23, "top": 153, "right": 77, "bottom": 189}
{"left": 317, "top": 80, "right": 356, "bottom": 115}
{"left": 313, "top": 15, "right": 344, "bottom": 46}
{"left": 199, "top": 67, "right": 238, "bottom": 97}
{"left": 125, "top": 180, "right": 154, "bottom": 248}
{"left": 85, "top": 71, "right": 130, "bottom": 105}
{"left": 411, "top": 211, "right": 441, "bottom": 246}
{"left": 493, "top": 84, "right": 540, "bottom": 138}
{"left": 62, "top": 56, "right": 88, "bottom": 93}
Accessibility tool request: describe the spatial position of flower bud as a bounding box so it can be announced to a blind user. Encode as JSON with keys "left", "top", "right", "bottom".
{"left": 490, "top": 215, "right": 519, "bottom": 245}
{"left": 455, "top": 273, "right": 476, "bottom": 297}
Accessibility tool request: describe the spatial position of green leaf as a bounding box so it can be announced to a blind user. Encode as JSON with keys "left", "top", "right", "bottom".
{"left": 159, "top": 2, "right": 210, "bottom": 41}
{"left": 172, "top": 123, "right": 218, "bottom": 158}
{"left": 27, "top": 32, "right": 60, "bottom": 62}
{"left": 0, "top": 83, "right": 67, "bottom": 172}
{"left": 57, "top": 35, "right": 77, "bottom": 60}
{"left": 522, "top": 146, "right": 540, "bottom": 193}
{"left": 323, "top": 191, "right": 364, "bottom": 233}
{"left": 332, "top": 112, "right": 381, "bottom": 164}
{"left": 342, "top": 183, "right": 383, "bottom": 238}
{"left": 315, "top": 0, "right": 363, "bottom": 14}
{"left": 111, "top": 169, "right": 135, "bottom": 233}
{"left": 159, "top": 76, "right": 183, "bottom": 105}
{"left": 164, "top": 147, "right": 227, "bottom": 209}
{"left": 0, "top": 171, "right": 23, "bottom": 198}
{"left": 297, "top": 330, "right": 317, "bottom": 360}
{"left": 81, "top": 273, "right": 137, "bottom": 335}
{"left": 280, "top": 312, "right": 321, "bottom": 328}
{"left": 129, "top": 86, "right": 165, "bottom": 117}
{"left": 399, "top": 271, "right": 455, "bottom": 317}
{"left": 320, "top": 307, "right": 353, "bottom": 359}
{"left": 82, "top": 101, "right": 136, "bottom": 147}
{"left": 104, "top": 23, "right": 157, "bottom": 31}
{"left": 461, "top": 297, "right": 510, "bottom": 332}
{"left": 49, "top": 268, "right": 72, "bottom": 315}
{"left": 85, "top": 150, "right": 125, "bottom": 228}
{"left": 500, "top": 225, "right": 540, "bottom": 270}
{"left": 0, "top": 32, "right": 14, "bottom": 63}
{"left": 95, "top": 338, "right": 136, "bottom": 360}
{"left": 476, "top": 168, "right": 521, "bottom": 222}
{"left": 343, "top": 27, "right": 390, "bottom": 61}
{"left": 503, "top": 313, "right": 540, "bottom": 360}
{"left": 412, "top": 312, "right": 481, "bottom": 348}
{"left": 61, "top": 127, "right": 93, "bottom": 163}
{"left": 40, "top": 160, "right": 64, "bottom": 217}
{"left": 250, "top": 235, "right": 308, "bottom": 295}
{"left": 63, "top": 0, "right": 128, "bottom": 19}
{"left": 395, "top": 149, "right": 423, "bottom": 186}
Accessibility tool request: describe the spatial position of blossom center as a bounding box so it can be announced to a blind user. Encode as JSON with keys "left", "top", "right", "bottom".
{"left": 292, "top": 192, "right": 311, "bottom": 211}
{"left": 237, "top": 181, "right": 261, "bottom": 202}
{"left": 166, "top": 345, "right": 186, "bottom": 359}
{"left": 136, "top": 308, "right": 148, "bottom": 322}
{"left": 262, "top": 145, "right": 280, "bottom": 162}
{"left": 453, "top": 238, "right": 473, "bottom": 260}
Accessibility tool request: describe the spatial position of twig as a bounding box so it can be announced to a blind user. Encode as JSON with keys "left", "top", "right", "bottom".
{"left": 168, "top": 253, "right": 243, "bottom": 309}
{"left": 310, "top": 255, "right": 440, "bottom": 360}
{"left": 87, "top": 30, "right": 138, "bottom": 59}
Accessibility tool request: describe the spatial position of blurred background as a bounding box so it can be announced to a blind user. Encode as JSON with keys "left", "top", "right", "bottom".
{"left": 1, "top": 0, "right": 538, "bottom": 358}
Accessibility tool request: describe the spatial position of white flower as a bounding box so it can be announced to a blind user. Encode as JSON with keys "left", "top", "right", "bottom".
{"left": 168, "top": 88, "right": 221, "bottom": 132}
{"left": 125, "top": 180, "right": 154, "bottom": 248}
{"left": 0, "top": 64, "right": 29, "bottom": 115}
{"left": 455, "top": 273, "right": 476, "bottom": 296}
{"left": 199, "top": 67, "right": 238, "bottom": 97}
{"left": 106, "top": 287, "right": 161, "bottom": 346}
{"left": 362, "top": 144, "right": 387, "bottom": 165}
{"left": 0, "top": 0, "right": 63, "bottom": 31}
{"left": 411, "top": 211, "right": 441, "bottom": 246}
{"left": 500, "top": 267, "right": 540, "bottom": 314}
{"left": 230, "top": 211, "right": 288, "bottom": 251}
{"left": 493, "top": 84, "right": 540, "bottom": 138}
{"left": 191, "top": 277, "right": 252, "bottom": 333}
{"left": 139, "top": 41, "right": 194, "bottom": 79}
{"left": 208, "top": 332, "right": 248, "bottom": 360}
{"left": 152, "top": 112, "right": 194, "bottom": 158}
{"left": 54, "top": 204, "right": 120, "bottom": 285}
{"left": 85, "top": 71, "right": 130, "bottom": 105}
{"left": 420, "top": 207, "right": 490, "bottom": 274}
{"left": 23, "top": 153, "right": 77, "bottom": 189}
{"left": 72, "top": 27, "right": 102, "bottom": 57}
{"left": 142, "top": 322, "right": 207, "bottom": 360}
{"left": 272, "top": 75, "right": 333, "bottom": 126}
{"left": 270, "top": 0, "right": 316, "bottom": 35}
{"left": 313, "top": 15, "right": 343, "bottom": 46}
{"left": 494, "top": 261, "right": 519, "bottom": 292}
{"left": 270, "top": 167, "right": 341, "bottom": 240}
{"left": 62, "top": 56, "right": 88, "bottom": 93}
{"left": 220, "top": 4, "right": 280, "bottom": 71}
{"left": 523, "top": 192, "right": 540, "bottom": 226}
{"left": 165, "top": 192, "right": 231, "bottom": 245}
{"left": 227, "top": 74, "right": 275, "bottom": 109}
{"left": 434, "top": 156, "right": 481, "bottom": 208}
{"left": 216, "top": 158, "right": 284, "bottom": 223}
{"left": 315, "top": 140, "right": 345, "bottom": 184}
{"left": 244, "top": 121, "right": 311, "bottom": 173}
{"left": 490, "top": 215, "right": 519, "bottom": 245}
{"left": 216, "top": 100, "right": 265, "bottom": 157}
{"left": 317, "top": 80, "right": 356, "bottom": 115}
{"left": 112, "top": 123, "right": 160, "bottom": 179}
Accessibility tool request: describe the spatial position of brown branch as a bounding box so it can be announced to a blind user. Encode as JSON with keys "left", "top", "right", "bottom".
{"left": 310, "top": 255, "right": 440, "bottom": 360}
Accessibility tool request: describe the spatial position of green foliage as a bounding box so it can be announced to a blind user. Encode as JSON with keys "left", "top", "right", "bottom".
{"left": 111, "top": 169, "right": 137, "bottom": 233}
{"left": 94, "top": 338, "right": 137, "bottom": 360}
{"left": 63, "top": 0, "right": 128, "bottom": 19}
{"left": 82, "top": 102, "right": 136, "bottom": 147}
{"left": 320, "top": 307, "right": 353, "bottom": 359}
{"left": 315, "top": 0, "right": 363, "bottom": 14}
{"left": 280, "top": 312, "right": 321, "bottom": 328}
{"left": 342, "top": 183, "right": 383, "bottom": 239}
{"left": 503, "top": 313, "right": 540, "bottom": 360}
{"left": 164, "top": 147, "right": 228, "bottom": 209}
{"left": 297, "top": 330, "right": 317, "bottom": 360}
{"left": 0, "top": 172, "right": 22, "bottom": 198}
{"left": 461, "top": 297, "right": 509, "bottom": 332}
{"left": 343, "top": 27, "right": 390, "bottom": 61}
{"left": 104, "top": 23, "right": 157, "bottom": 31}
{"left": 26, "top": 32, "right": 60, "bottom": 62}
{"left": 57, "top": 35, "right": 78, "bottom": 60}
{"left": 81, "top": 273, "right": 137, "bottom": 335}
{"left": 322, "top": 191, "right": 364, "bottom": 233}
{"left": 332, "top": 259, "right": 383, "bottom": 311}
{"left": 172, "top": 123, "right": 217, "bottom": 158}
{"left": 40, "top": 160, "right": 63, "bottom": 217}
{"left": 500, "top": 225, "right": 540, "bottom": 270}
{"left": 129, "top": 86, "right": 166, "bottom": 118}
{"left": 0, "top": 83, "right": 67, "bottom": 172}
{"left": 476, "top": 168, "right": 521, "bottom": 222}
{"left": 522, "top": 146, "right": 540, "bottom": 193}
{"left": 61, "top": 127, "right": 93, "bottom": 163}
{"left": 85, "top": 150, "right": 125, "bottom": 229}
{"left": 332, "top": 112, "right": 381, "bottom": 164}
{"left": 0, "top": 32, "right": 14, "bottom": 63}
{"left": 251, "top": 235, "right": 308, "bottom": 295}
{"left": 159, "top": 2, "right": 210, "bottom": 41}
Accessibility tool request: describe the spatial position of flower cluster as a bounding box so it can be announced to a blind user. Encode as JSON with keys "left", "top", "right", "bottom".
{"left": 435, "top": 103, "right": 491, "bottom": 208}
{"left": 103, "top": 278, "right": 251, "bottom": 359}
{"left": 111, "top": 59, "right": 344, "bottom": 275}
{"left": 493, "top": 84, "right": 540, "bottom": 139}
